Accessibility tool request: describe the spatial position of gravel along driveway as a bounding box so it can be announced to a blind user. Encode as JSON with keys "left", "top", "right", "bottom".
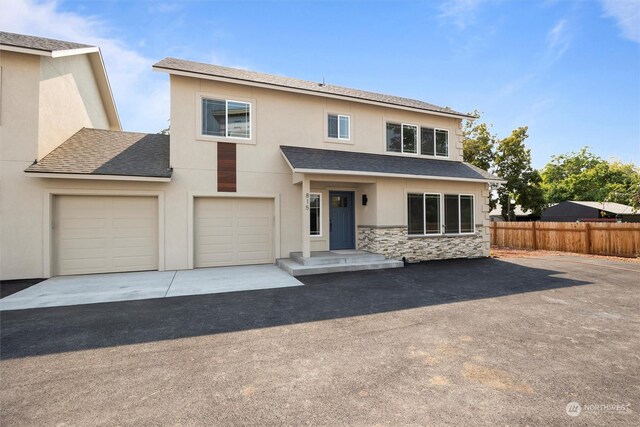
{"left": 1, "top": 256, "right": 638, "bottom": 426}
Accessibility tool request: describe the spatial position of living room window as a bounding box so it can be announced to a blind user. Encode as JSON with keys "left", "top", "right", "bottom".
{"left": 407, "top": 193, "right": 473, "bottom": 235}
{"left": 309, "top": 193, "right": 321, "bottom": 236}
{"left": 202, "top": 98, "right": 251, "bottom": 139}
{"left": 328, "top": 114, "right": 350, "bottom": 140}
{"left": 386, "top": 123, "right": 417, "bottom": 153}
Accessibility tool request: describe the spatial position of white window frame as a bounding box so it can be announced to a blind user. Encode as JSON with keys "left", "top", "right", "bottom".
{"left": 407, "top": 192, "right": 475, "bottom": 236}
{"left": 386, "top": 122, "right": 419, "bottom": 155}
{"left": 419, "top": 127, "right": 449, "bottom": 158}
{"left": 309, "top": 192, "right": 322, "bottom": 236}
{"left": 197, "top": 93, "right": 256, "bottom": 144}
{"left": 327, "top": 113, "right": 351, "bottom": 141}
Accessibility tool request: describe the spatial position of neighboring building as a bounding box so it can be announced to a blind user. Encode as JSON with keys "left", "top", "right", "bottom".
{"left": 541, "top": 201, "right": 640, "bottom": 223}
{"left": 1, "top": 31, "right": 502, "bottom": 281}
{"left": 489, "top": 204, "right": 538, "bottom": 222}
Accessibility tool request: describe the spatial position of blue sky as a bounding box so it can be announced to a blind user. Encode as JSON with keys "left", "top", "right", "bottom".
{"left": 2, "top": 0, "right": 639, "bottom": 168}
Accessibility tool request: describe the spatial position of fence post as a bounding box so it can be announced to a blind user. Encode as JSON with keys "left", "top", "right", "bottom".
{"left": 492, "top": 223, "right": 497, "bottom": 246}
{"left": 532, "top": 222, "right": 538, "bottom": 250}
{"left": 584, "top": 223, "right": 591, "bottom": 254}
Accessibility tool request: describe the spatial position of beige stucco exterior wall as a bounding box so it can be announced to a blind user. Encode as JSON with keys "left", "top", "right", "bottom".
{"left": 38, "top": 54, "right": 111, "bottom": 159}
{"left": 0, "top": 66, "right": 489, "bottom": 280}
{"left": 0, "top": 50, "right": 119, "bottom": 280}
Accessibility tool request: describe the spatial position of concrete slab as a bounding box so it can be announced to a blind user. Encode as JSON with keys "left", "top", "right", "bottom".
{"left": 0, "top": 266, "right": 303, "bottom": 311}
{"left": 166, "top": 265, "right": 303, "bottom": 297}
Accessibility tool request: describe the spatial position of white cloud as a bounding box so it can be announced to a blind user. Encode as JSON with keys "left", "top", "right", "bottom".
{"left": 0, "top": 0, "right": 169, "bottom": 133}
{"left": 439, "top": 0, "right": 491, "bottom": 30}
{"left": 546, "top": 19, "right": 572, "bottom": 61}
{"left": 600, "top": 0, "right": 640, "bottom": 43}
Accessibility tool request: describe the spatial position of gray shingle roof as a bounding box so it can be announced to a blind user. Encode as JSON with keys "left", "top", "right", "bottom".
{"left": 25, "top": 128, "right": 171, "bottom": 178}
{"left": 154, "top": 57, "right": 472, "bottom": 118}
{"left": 280, "top": 146, "right": 501, "bottom": 182}
{"left": 0, "top": 31, "right": 94, "bottom": 53}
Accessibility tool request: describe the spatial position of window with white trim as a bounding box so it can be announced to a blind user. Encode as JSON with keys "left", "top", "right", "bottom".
{"left": 407, "top": 193, "right": 474, "bottom": 235}
{"left": 328, "top": 114, "right": 350, "bottom": 140}
{"left": 386, "top": 123, "right": 418, "bottom": 153}
{"left": 309, "top": 193, "right": 321, "bottom": 236}
{"left": 387, "top": 123, "right": 448, "bottom": 157}
{"left": 202, "top": 98, "right": 251, "bottom": 139}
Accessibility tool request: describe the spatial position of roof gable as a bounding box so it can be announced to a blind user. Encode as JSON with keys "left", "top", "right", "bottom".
{"left": 0, "top": 31, "right": 97, "bottom": 57}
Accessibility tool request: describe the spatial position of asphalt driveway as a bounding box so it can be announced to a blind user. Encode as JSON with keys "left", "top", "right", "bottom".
{"left": 1, "top": 256, "right": 638, "bottom": 425}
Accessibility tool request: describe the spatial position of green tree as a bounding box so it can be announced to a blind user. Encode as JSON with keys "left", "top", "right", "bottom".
{"left": 462, "top": 111, "right": 496, "bottom": 171}
{"left": 541, "top": 147, "right": 640, "bottom": 209}
{"left": 494, "top": 127, "right": 545, "bottom": 219}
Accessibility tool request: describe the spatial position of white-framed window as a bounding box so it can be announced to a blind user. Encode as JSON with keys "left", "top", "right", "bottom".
{"left": 328, "top": 114, "right": 350, "bottom": 140}
{"left": 202, "top": 98, "right": 251, "bottom": 139}
{"left": 407, "top": 193, "right": 474, "bottom": 235}
{"left": 386, "top": 123, "right": 418, "bottom": 154}
{"left": 420, "top": 127, "right": 448, "bottom": 157}
{"left": 309, "top": 193, "right": 322, "bottom": 236}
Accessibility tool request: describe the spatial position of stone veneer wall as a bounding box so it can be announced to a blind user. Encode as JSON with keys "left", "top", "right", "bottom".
{"left": 358, "top": 225, "right": 485, "bottom": 261}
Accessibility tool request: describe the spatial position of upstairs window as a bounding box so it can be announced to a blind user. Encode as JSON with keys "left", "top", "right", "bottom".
{"left": 386, "top": 123, "right": 417, "bottom": 153}
{"left": 420, "top": 127, "right": 449, "bottom": 157}
{"left": 202, "top": 98, "right": 251, "bottom": 139}
{"left": 328, "top": 114, "right": 350, "bottom": 140}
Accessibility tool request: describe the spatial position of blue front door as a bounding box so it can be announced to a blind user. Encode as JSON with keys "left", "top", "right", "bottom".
{"left": 329, "top": 191, "right": 355, "bottom": 250}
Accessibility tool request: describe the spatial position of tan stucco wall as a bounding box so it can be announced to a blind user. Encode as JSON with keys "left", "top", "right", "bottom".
{"left": 38, "top": 54, "right": 111, "bottom": 159}
{"left": 0, "top": 69, "right": 488, "bottom": 280}
{"left": 0, "top": 50, "right": 119, "bottom": 280}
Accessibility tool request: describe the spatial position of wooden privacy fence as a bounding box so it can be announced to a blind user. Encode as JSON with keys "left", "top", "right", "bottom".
{"left": 491, "top": 222, "right": 640, "bottom": 257}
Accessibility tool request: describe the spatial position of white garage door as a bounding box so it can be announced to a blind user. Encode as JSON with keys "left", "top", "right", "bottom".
{"left": 194, "top": 198, "right": 274, "bottom": 268}
{"left": 53, "top": 196, "right": 159, "bottom": 276}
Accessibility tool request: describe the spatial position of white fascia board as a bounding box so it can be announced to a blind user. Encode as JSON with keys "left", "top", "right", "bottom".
{"left": 25, "top": 172, "right": 171, "bottom": 182}
{"left": 288, "top": 167, "right": 505, "bottom": 184}
{"left": 0, "top": 45, "right": 52, "bottom": 56}
{"left": 153, "top": 66, "right": 473, "bottom": 120}
{"left": 51, "top": 47, "right": 100, "bottom": 57}
{"left": 88, "top": 50, "right": 122, "bottom": 130}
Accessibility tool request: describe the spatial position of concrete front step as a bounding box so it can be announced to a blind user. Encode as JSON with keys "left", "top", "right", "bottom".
{"left": 289, "top": 250, "right": 386, "bottom": 266}
{"left": 277, "top": 258, "right": 404, "bottom": 276}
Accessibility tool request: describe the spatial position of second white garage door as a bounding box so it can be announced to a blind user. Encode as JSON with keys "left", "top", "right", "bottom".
{"left": 194, "top": 198, "right": 274, "bottom": 268}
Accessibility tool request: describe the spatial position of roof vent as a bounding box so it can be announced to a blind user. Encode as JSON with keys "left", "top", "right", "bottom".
{"left": 318, "top": 77, "right": 326, "bottom": 87}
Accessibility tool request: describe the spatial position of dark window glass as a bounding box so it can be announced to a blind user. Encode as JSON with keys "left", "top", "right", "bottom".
{"left": 339, "top": 115, "right": 349, "bottom": 139}
{"left": 436, "top": 129, "right": 448, "bottom": 157}
{"left": 328, "top": 115, "right": 338, "bottom": 138}
{"left": 460, "top": 195, "right": 474, "bottom": 233}
{"left": 202, "top": 99, "right": 226, "bottom": 136}
{"left": 407, "top": 194, "right": 424, "bottom": 235}
{"left": 403, "top": 124, "right": 417, "bottom": 153}
{"left": 425, "top": 194, "right": 440, "bottom": 234}
{"left": 310, "top": 194, "right": 321, "bottom": 236}
{"left": 386, "top": 123, "right": 401, "bottom": 152}
{"left": 421, "top": 127, "right": 434, "bottom": 156}
{"left": 444, "top": 195, "right": 460, "bottom": 234}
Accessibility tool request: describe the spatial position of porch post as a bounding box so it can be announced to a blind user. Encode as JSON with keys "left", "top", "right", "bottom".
{"left": 302, "top": 175, "right": 311, "bottom": 258}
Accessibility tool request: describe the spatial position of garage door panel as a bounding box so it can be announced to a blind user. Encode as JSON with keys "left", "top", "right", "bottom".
{"left": 54, "top": 196, "right": 158, "bottom": 275}
{"left": 195, "top": 198, "right": 274, "bottom": 268}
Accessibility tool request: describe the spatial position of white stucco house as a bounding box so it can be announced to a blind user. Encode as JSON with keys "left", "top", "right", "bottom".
{"left": 0, "top": 32, "right": 502, "bottom": 281}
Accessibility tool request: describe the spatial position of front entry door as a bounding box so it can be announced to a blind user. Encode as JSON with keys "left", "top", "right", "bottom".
{"left": 329, "top": 191, "right": 355, "bottom": 250}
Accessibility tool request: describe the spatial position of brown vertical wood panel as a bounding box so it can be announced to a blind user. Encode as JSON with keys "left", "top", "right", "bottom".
{"left": 217, "top": 142, "right": 236, "bottom": 192}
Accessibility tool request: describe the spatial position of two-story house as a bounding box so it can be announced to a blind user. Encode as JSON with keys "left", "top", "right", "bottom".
{"left": 1, "top": 32, "right": 501, "bottom": 281}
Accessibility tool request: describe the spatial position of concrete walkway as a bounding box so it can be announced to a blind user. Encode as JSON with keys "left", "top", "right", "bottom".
{"left": 0, "top": 265, "right": 303, "bottom": 311}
